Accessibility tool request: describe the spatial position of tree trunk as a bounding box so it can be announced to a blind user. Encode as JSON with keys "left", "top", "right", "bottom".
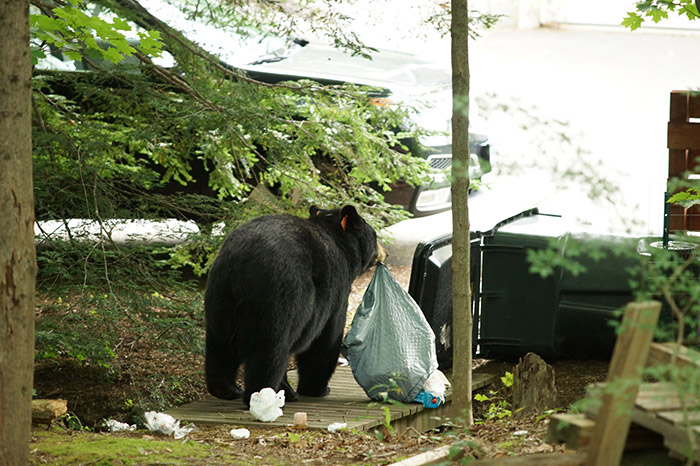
{"left": 450, "top": 0, "right": 473, "bottom": 424}
{"left": 0, "top": 1, "right": 36, "bottom": 465}
{"left": 512, "top": 353, "right": 557, "bottom": 419}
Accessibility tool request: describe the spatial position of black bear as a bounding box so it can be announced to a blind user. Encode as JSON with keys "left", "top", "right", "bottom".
{"left": 204, "top": 205, "right": 387, "bottom": 406}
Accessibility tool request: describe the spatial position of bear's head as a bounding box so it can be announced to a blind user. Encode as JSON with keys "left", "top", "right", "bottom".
{"left": 309, "top": 205, "right": 387, "bottom": 270}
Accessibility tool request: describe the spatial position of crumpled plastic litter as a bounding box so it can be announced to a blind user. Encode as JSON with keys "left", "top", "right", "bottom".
{"left": 143, "top": 411, "right": 195, "bottom": 439}
{"left": 422, "top": 370, "right": 450, "bottom": 401}
{"left": 230, "top": 428, "right": 250, "bottom": 439}
{"left": 249, "top": 387, "right": 285, "bottom": 422}
{"left": 104, "top": 419, "right": 136, "bottom": 432}
{"left": 414, "top": 369, "right": 451, "bottom": 408}
{"left": 327, "top": 422, "right": 347, "bottom": 433}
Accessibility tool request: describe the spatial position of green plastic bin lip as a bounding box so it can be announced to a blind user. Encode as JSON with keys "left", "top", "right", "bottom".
{"left": 638, "top": 238, "right": 698, "bottom": 259}
{"left": 648, "top": 240, "right": 697, "bottom": 253}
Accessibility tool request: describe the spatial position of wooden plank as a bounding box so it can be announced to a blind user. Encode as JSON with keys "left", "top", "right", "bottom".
{"left": 670, "top": 91, "right": 690, "bottom": 123}
{"left": 689, "top": 92, "right": 700, "bottom": 118}
{"left": 647, "top": 342, "right": 700, "bottom": 378}
{"left": 668, "top": 148, "right": 688, "bottom": 178}
{"left": 668, "top": 204, "right": 687, "bottom": 232}
{"left": 633, "top": 408, "right": 700, "bottom": 461}
{"left": 634, "top": 382, "right": 698, "bottom": 412}
{"left": 689, "top": 206, "right": 700, "bottom": 232}
{"left": 387, "top": 445, "right": 453, "bottom": 466}
{"left": 167, "top": 366, "right": 496, "bottom": 434}
{"left": 689, "top": 149, "right": 700, "bottom": 171}
{"left": 657, "top": 410, "right": 700, "bottom": 426}
{"left": 471, "top": 453, "right": 586, "bottom": 465}
{"left": 668, "top": 122, "right": 700, "bottom": 151}
{"left": 584, "top": 301, "right": 661, "bottom": 466}
{"left": 547, "top": 413, "right": 596, "bottom": 450}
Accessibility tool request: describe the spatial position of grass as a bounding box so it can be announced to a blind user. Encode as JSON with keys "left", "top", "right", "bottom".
{"left": 30, "top": 428, "right": 266, "bottom": 466}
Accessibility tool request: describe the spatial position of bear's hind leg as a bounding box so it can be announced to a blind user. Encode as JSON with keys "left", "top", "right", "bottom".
{"left": 205, "top": 336, "right": 243, "bottom": 400}
{"left": 243, "top": 347, "right": 291, "bottom": 407}
{"left": 296, "top": 314, "right": 344, "bottom": 398}
{"left": 280, "top": 374, "right": 300, "bottom": 402}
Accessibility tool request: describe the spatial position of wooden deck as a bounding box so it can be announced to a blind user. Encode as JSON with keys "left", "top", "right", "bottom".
{"left": 548, "top": 341, "right": 700, "bottom": 462}
{"left": 167, "top": 367, "right": 496, "bottom": 434}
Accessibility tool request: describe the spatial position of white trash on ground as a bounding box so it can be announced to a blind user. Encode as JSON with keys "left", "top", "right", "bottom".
{"left": 143, "top": 411, "right": 195, "bottom": 439}
{"left": 230, "top": 428, "right": 250, "bottom": 439}
{"left": 423, "top": 369, "right": 450, "bottom": 402}
{"left": 249, "top": 387, "right": 285, "bottom": 422}
{"left": 104, "top": 419, "right": 136, "bottom": 432}
{"left": 327, "top": 422, "right": 347, "bottom": 433}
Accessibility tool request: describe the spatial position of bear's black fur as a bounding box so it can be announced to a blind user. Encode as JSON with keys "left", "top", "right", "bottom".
{"left": 204, "top": 205, "right": 385, "bottom": 406}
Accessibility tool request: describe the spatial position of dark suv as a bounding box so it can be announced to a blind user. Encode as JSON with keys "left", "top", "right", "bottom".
{"left": 36, "top": 30, "right": 493, "bottom": 217}
{"left": 237, "top": 40, "right": 493, "bottom": 216}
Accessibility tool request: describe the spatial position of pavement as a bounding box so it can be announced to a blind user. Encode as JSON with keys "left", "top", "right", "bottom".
{"left": 381, "top": 25, "right": 700, "bottom": 267}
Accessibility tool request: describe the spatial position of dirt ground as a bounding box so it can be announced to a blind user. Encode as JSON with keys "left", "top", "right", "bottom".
{"left": 31, "top": 264, "right": 610, "bottom": 465}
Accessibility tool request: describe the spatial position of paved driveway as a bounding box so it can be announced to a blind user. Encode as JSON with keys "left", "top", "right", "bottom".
{"left": 383, "top": 26, "right": 700, "bottom": 265}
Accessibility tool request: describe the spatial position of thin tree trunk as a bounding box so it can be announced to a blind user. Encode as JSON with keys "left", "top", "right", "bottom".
{"left": 450, "top": 0, "right": 473, "bottom": 424}
{"left": 0, "top": 1, "right": 37, "bottom": 464}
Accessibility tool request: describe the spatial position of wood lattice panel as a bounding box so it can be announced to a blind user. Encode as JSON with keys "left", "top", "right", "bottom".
{"left": 668, "top": 90, "right": 700, "bottom": 232}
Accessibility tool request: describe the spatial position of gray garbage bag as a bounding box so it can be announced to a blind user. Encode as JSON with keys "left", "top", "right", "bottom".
{"left": 343, "top": 263, "right": 438, "bottom": 402}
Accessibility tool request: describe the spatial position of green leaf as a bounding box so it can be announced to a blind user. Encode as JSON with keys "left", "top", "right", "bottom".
{"left": 64, "top": 50, "right": 83, "bottom": 61}
{"left": 110, "top": 38, "right": 135, "bottom": 57}
{"left": 621, "top": 12, "right": 644, "bottom": 30}
{"left": 101, "top": 47, "right": 124, "bottom": 64}
{"left": 31, "top": 47, "right": 46, "bottom": 66}
{"left": 138, "top": 31, "right": 162, "bottom": 57}
{"left": 683, "top": 3, "right": 700, "bottom": 19}
{"left": 636, "top": 0, "right": 654, "bottom": 12}
{"left": 111, "top": 17, "right": 131, "bottom": 32}
{"left": 647, "top": 8, "right": 669, "bottom": 23}
{"left": 33, "top": 14, "right": 64, "bottom": 32}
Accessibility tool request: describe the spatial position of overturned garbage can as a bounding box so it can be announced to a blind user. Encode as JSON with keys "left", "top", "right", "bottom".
{"left": 478, "top": 212, "right": 641, "bottom": 359}
{"left": 408, "top": 208, "right": 644, "bottom": 367}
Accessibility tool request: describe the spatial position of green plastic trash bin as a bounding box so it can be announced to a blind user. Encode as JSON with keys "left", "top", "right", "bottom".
{"left": 478, "top": 213, "right": 641, "bottom": 359}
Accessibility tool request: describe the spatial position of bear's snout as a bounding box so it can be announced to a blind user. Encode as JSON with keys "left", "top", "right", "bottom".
{"left": 375, "top": 240, "right": 388, "bottom": 264}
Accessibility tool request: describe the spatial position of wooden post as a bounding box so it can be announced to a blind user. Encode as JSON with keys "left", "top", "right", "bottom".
{"left": 584, "top": 301, "right": 661, "bottom": 466}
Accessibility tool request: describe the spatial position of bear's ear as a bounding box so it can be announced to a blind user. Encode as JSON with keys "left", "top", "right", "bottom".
{"left": 340, "top": 205, "right": 362, "bottom": 231}
{"left": 309, "top": 206, "right": 321, "bottom": 218}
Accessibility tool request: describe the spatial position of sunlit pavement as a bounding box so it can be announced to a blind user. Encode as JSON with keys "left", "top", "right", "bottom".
{"left": 382, "top": 26, "right": 700, "bottom": 266}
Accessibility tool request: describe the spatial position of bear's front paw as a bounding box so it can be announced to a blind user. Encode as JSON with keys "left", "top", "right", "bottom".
{"left": 297, "top": 385, "right": 330, "bottom": 398}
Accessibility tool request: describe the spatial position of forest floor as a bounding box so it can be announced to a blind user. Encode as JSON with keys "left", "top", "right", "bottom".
{"left": 30, "top": 264, "right": 610, "bottom": 465}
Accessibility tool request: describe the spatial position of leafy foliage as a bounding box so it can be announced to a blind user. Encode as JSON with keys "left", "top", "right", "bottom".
{"left": 35, "top": 239, "right": 205, "bottom": 369}
{"left": 473, "top": 372, "right": 514, "bottom": 422}
{"left": 423, "top": 1, "right": 504, "bottom": 39}
{"left": 30, "top": 0, "right": 162, "bottom": 64}
{"left": 622, "top": 0, "right": 700, "bottom": 30}
{"left": 668, "top": 187, "right": 700, "bottom": 209}
{"left": 31, "top": 0, "right": 434, "bottom": 277}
